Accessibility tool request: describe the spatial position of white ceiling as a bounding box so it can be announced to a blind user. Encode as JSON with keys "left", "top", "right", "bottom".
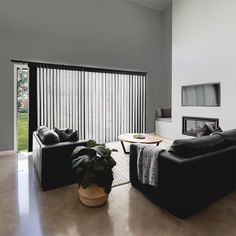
{"left": 128, "top": 0, "right": 172, "bottom": 11}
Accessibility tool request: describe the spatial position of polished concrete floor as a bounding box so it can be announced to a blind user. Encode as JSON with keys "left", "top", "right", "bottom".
{"left": 1, "top": 153, "right": 236, "bottom": 236}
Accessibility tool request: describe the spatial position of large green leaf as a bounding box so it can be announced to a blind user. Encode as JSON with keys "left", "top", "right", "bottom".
{"left": 71, "top": 146, "right": 87, "bottom": 158}
{"left": 71, "top": 141, "right": 116, "bottom": 192}
{"left": 72, "top": 155, "right": 91, "bottom": 169}
{"left": 92, "top": 157, "right": 108, "bottom": 171}
{"left": 98, "top": 143, "right": 106, "bottom": 147}
{"left": 105, "top": 156, "right": 116, "bottom": 168}
{"left": 93, "top": 146, "right": 111, "bottom": 157}
{"left": 81, "top": 169, "right": 95, "bottom": 188}
{"left": 71, "top": 146, "right": 96, "bottom": 159}
{"left": 93, "top": 163, "right": 105, "bottom": 171}
{"left": 86, "top": 140, "right": 106, "bottom": 148}
{"left": 86, "top": 140, "right": 97, "bottom": 148}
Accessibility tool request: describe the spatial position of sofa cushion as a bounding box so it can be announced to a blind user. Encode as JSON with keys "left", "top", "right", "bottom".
{"left": 214, "top": 129, "right": 236, "bottom": 145}
{"left": 63, "top": 128, "right": 72, "bottom": 135}
{"left": 211, "top": 127, "right": 223, "bottom": 135}
{"left": 161, "top": 108, "right": 171, "bottom": 118}
{"left": 37, "top": 126, "right": 60, "bottom": 145}
{"left": 197, "top": 124, "right": 212, "bottom": 137}
{"left": 37, "top": 126, "right": 48, "bottom": 135}
{"left": 54, "top": 128, "right": 71, "bottom": 141}
{"left": 54, "top": 127, "right": 78, "bottom": 142}
{"left": 169, "top": 135, "right": 226, "bottom": 158}
{"left": 68, "top": 131, "right": 79, "bottom": 141}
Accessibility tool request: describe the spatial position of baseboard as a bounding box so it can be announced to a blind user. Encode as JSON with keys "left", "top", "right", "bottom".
{"left": 0, "top": 150, "right": 16, "bottom": 156}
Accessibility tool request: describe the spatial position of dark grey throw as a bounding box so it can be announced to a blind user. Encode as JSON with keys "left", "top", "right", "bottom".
{"left": 137, "top": 145, "right": 164, "bottom": 187}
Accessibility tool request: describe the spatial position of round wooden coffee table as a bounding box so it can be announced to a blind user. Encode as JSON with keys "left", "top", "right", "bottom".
{"left": 118, "top": 133, "right": 163, "bottom": 154}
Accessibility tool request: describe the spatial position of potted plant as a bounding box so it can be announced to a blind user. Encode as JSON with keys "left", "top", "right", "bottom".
{"left": 71, "top": 140, "right": 117, "bottom": 207}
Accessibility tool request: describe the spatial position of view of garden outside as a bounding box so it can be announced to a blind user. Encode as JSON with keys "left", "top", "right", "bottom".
{"left": 17, "top": 68, "right": 29, "bottom": 151}
{"left": 18, "top": 113, "right": 28, "bottom": 151}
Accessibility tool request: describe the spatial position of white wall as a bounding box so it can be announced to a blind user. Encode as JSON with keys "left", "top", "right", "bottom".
{"left": 0, "top": 0, "right": 172, "bottom": 151}
{"left": 172, "top": 0, "right": 236, "bottom": 139}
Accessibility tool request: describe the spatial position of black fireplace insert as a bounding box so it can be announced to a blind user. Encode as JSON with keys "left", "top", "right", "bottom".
{"left": 182, "top": 116, "right": 219, "bottom": 137}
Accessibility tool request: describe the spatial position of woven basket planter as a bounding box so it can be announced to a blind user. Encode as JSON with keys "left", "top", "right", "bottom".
{"left": 78, "top": 184, "right": 108, "bottom": 207}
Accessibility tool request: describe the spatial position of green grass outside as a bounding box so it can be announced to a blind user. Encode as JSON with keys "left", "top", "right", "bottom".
{"left": 17, "top": 112, "right": 28, "bottom": 151}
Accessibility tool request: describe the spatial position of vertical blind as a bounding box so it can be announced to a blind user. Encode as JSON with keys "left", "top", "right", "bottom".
{"left": 36, "top": 64, "right": 146, "bottom": 143}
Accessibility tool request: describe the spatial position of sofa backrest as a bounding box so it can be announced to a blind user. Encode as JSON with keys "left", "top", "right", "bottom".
{"left": 214, "top": 129, "right": 236, "bottom": 145}
{"left": 169, "top": 134, "right": 226, "bottom": 158}
{"left": 158, "top": 144, "right": 236, "bottom": 217}
{"left": 169, "top": 129, "right": 236, "bottom": 158}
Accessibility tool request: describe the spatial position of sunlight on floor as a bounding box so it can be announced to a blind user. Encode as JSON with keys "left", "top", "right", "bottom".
{"left": 17, "top": 154, "right": 43, "bottom": 236}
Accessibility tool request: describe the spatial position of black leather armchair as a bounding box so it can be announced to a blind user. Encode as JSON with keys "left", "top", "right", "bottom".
{"left": 130, "top": 142, "right": 236, "bottom": 218}
{"left": 33, "top": 131, "right": 88, "bottom": 190}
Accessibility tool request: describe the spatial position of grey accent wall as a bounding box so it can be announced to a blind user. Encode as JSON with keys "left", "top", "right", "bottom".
{"left": 0, "top": 0, "right": 171, "bottom": 151}
{"left": 161, "top": 3, "right": 172, "bottom": 108}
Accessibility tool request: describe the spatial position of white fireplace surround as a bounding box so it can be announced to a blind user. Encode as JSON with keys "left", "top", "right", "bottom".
{"left": 168, "top": 0, "right": 236, "bottom": 139}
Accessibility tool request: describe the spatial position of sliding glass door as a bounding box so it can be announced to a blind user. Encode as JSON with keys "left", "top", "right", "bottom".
{"left": 28, "top": 63, "right": 146, "bottom": 147}
{"left": 17, "top": 67, "right": 29, "bottom": 151}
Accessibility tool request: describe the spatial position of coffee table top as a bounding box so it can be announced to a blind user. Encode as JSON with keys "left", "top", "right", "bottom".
{"left": 118, "top": 133, "right": 162, "bottom": 144}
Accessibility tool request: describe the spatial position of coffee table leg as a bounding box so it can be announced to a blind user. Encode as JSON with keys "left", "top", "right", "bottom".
{"left": 120, "top": 141, "right": 129, "bottom": 154}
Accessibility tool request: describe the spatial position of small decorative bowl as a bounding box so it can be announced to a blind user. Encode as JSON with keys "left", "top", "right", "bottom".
{"left": 133, "top": 133, "right": 145, "bottom": 139}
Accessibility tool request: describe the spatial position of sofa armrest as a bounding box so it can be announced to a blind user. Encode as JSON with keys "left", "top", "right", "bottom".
{"left": 32, "top": 132, "right": 88, "bottom": 190}
{"left": 158, "top": 147, "right": 236, "bottom": 217}
{"left": 130, "top": 143, "right": 236, "bottom": 218}
{"left": 33, "top": 132, "right": 43, "bottom": 182}
{"left": 158, "top": 151, "right": 187, "bottom": 206}
{"left": 159, "top": 148, "right": 236, "bottom": 195}
{"left": 129, "top": 144, "right": 182, "bottom": 184}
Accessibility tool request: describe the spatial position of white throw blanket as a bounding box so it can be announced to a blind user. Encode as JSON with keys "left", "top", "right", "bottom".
{"left": 137, "top": 145, "right": 164, "bottom": 187}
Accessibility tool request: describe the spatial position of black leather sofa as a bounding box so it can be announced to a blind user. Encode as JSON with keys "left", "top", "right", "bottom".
{"left": 130, "top": 130, "right": 236, "bottom": 218}
{"left": 33, "top": 131, "right": 87, "bottom": 190}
